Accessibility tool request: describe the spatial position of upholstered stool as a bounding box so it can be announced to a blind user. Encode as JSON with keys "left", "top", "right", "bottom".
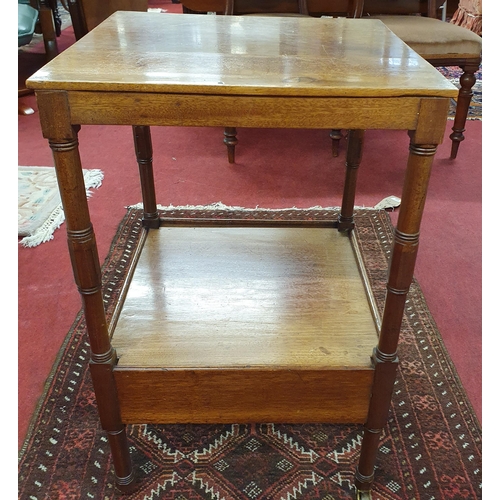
{"left": 369, "top": 15, "right": 482, "bottom": 159}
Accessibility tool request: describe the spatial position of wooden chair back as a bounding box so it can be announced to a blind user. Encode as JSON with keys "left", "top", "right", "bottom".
{"left": 224, "top": 0, "right": 364, "bottom": 17}
{"left": 363, "top": 0, "right": 444, "bottom": 18}
{"left": 224, "top": 0, "right": 309, "bottom": 15}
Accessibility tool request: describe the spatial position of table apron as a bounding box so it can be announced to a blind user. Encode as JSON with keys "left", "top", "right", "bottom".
{"left": 66, "top": 91, "right": 426, "bottom": 130}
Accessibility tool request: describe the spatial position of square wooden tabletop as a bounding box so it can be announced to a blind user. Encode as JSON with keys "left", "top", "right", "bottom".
{"left": 27, "top": 12, "right": 457, "bottom": 98}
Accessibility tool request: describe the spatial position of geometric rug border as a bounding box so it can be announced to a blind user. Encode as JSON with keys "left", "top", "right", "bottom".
{"left": 19, "top": 206, "right": 482, "bottom": 500}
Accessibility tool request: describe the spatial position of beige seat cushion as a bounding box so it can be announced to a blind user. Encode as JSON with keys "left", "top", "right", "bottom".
{"left": 370, "top": 15, "right": 482, "bottom": 58}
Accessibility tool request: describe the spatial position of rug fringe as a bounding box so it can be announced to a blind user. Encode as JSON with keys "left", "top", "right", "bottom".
{"left": 83, "top": 169, "right": 104, "bottom": 194}
{"left": 19, "top": 169, "right": 104, "bottom": 248}
{"left": 19, "top": 206, "right": 66, "bottom": 248}
{"left": 127, "top": 201, "right": 390, "bottom": 211}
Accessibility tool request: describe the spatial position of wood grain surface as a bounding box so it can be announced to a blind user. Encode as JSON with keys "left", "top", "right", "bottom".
{"left": 112, "top": 226, "right": 378, "bottom": 369}
{"left": 27, "top": 12, "right": 457, "bottom": 98}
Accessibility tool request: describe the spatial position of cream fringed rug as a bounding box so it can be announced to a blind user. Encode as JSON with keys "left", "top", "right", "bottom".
{"left": 18, "top": 166, "right": 104, "bottom": 248}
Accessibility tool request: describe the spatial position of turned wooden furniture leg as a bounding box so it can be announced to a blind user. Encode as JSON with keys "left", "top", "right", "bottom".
{"left": 38, "top": 1, "right": 59, "bottom": 61}
{"left": 37, "top": 91, "right": 136, "bottom": 493}
{"left": 67, "top": 0, "right": 89, "bottom": 40}
{"left": 338, "top": 129, "right": 364, "bottom": 231}
{"left": 330, "top": 129, "right": 342, "bottom": 157}
{"left": 355, "top": 134, "right": 442, "bottom": 493}
{"left": 449, "top": 61, "right": 480, "bottom": 159}
{"left": 133, "top": 125, "right": 160, "bottom": 228}
{"left": 224, "top": 126, "right": 238, "bottom": 163}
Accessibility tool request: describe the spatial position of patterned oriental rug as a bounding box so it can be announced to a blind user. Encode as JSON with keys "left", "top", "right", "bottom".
{"left": 18, "top": 207, "right": 482, "bottom": 500}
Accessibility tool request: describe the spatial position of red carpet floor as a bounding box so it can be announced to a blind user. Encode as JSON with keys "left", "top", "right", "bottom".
{"left": 18, "top": 3, "right": 482, "bottom": 455}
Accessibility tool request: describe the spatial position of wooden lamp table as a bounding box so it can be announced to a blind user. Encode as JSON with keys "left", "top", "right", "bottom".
{"left": 27, "top": 12, "right": 457, "bottom": 497}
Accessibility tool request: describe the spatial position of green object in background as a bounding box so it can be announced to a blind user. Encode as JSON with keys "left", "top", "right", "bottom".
{"left": 18, "top": 3, "right": 38, "bottom": 47}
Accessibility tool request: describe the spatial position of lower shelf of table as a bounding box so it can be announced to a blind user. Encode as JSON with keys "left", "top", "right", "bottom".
{"left": 111, "top": 224, "right": 380, "bottom": 424}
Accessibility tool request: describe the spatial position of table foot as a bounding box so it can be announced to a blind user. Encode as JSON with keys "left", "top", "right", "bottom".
{"left": 108, "top": 428, "right": 137, "bottom": 493}
{"left": 356, "top": 488, "right": 373, "bottom": 500}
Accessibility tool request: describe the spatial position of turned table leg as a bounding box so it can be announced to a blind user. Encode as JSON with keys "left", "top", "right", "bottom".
{"left": 355, "top": 138, "right": 439, "bottom": 493}
{"left": 354, "top": 98, "right": 449, "bottom": 493}
{"left": 37, "top": 91, "right": 136, "bottom": 493}
{"left": 338, "top": 129, "right": 365, "bottom": 231}
{"left": 133, "top": 125, "right": 160, "bottom": 228}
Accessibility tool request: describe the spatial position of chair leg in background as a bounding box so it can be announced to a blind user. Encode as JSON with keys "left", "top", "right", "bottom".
{"left": 38, "top": 2, "right": 59, "bottom": 61}
{"left": 449, "top": 61, "right": 480, "bottom": 159}
{"left": 330, "top": 129, "right": 342, "bottom": 157}
{"left": 224, "top": 127, "right": 238, "bottom": 163}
